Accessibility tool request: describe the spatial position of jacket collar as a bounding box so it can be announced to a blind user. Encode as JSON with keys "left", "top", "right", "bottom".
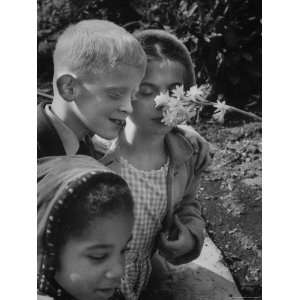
{"left": 37, "top": 101, "right": 66, "bottom": 157}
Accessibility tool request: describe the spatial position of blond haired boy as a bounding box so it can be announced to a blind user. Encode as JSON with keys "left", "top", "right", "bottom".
{"left": 38, "top": 19, "right": 146, "bottom": 158}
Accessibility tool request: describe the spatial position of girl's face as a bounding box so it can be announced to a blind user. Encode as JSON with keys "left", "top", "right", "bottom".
{"left": 131, "top": 59, "right": 185, "bottom": 135}
{"left": 55, "top": 212, "right": 133, "bottom": 300}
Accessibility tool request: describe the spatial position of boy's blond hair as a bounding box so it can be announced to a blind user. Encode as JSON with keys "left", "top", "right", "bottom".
{"left": 53, "top": 20, "right": 146, "bottom": 78}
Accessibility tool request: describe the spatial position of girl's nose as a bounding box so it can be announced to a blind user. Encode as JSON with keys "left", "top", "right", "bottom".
{"left": 105, "top": 257, "right": 123, "bottom": 280}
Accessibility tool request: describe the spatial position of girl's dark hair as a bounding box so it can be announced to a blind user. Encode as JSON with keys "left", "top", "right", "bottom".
{"left": 134, "top": 29, "right": 196, "bottom": 89}
{"left": 55, "top": 173, "right": 133, "bottom": 254}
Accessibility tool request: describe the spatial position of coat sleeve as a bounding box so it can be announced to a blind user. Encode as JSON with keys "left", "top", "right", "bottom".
{"left": 171, "top": 130, "right": 211, "bottom": 265}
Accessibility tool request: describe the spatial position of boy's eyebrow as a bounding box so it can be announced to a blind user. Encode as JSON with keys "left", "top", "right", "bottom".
{"left": 140, "top": 82, "right": 182, "bottom": 89}
{"left": 104, "top": 86, "right": 129, "bottom": 92}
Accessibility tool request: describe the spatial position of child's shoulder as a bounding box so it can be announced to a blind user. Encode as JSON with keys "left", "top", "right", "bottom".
{"left": 174, "top": 124, "right": 209, "bottom": 149}
{"left": 173, "top": 124, "right": 211, "bottom": 171}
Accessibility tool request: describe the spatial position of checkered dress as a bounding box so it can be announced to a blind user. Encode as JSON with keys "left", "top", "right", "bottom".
{"left": 120, "top": 156, "right": 169, "bottom": 300}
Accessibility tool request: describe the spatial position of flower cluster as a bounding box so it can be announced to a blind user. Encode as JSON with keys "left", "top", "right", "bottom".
{"left": 154, "top": 86, "right": 196, "bottom": 127}
{"left": 154, "top": 84, "right": 229, "bottom": 126}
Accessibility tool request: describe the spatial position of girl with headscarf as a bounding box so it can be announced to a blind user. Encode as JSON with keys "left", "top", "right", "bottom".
{"left": 38, "top": 155, "right": 134, "bottom": 300}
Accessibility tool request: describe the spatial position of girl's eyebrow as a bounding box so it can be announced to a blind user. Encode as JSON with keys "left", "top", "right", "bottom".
{"left": 86, "top": 244, "right": 113, "bottom": 250}
{"left": 86, "top": 235, "right": 133, "bottom": 250}
{"left": 139, "top": 82, "right": 157, "bottom": 88}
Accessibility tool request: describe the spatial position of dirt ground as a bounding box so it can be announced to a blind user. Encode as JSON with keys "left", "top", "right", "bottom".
{"left": 196, "top": 120, "right": 262, "bottom": 299}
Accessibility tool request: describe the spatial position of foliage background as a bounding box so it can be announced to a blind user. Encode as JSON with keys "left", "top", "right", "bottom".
{"left": 38, "top": 0, "right": 261, "bottom": 114}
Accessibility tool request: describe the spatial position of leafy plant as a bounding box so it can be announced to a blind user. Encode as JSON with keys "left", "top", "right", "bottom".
{"left": 132, "top": 0, "right": 261, "bottom": 112}
{"left": 37, "top": 0, "right": 261, "bottom": 115}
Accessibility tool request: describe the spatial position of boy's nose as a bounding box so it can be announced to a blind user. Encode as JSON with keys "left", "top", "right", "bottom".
{"left": 119, "top": 97, "right": 133, "bottom": 115}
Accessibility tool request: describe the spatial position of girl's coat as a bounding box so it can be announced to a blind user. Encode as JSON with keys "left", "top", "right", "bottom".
{"left": 99, "top": 127, "right": 211, "bottom": 264}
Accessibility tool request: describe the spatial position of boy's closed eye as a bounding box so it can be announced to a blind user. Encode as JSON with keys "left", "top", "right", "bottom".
{"left": 105, "top": 88, "right": 127, "bottom": 100}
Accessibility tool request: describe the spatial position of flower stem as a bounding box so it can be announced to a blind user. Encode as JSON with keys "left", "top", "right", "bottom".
{"left": 226, "top": 105, "right": 262, "bottom": 121}
{"left": 195, "top": 98, "right": 262, "bottom": 121}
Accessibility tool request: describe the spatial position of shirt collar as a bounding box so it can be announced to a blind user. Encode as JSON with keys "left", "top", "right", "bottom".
{"left": 45, "top": 104, "right": 80, "bottom": 155}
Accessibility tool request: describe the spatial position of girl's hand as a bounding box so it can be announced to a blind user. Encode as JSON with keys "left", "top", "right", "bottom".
{"left": 158, "top": 215, "right": 196, "bottom": 261}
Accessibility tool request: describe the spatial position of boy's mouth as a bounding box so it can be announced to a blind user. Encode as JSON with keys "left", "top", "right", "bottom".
{"left": 109, "top": 118, "right": 126, "bottom": 128}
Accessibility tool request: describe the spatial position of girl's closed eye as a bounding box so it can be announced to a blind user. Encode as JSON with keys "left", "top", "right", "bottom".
{"left": 87, "top": 253, "right": 109, "bottom": 263}
{"left": 138, "top": 85, "right": 158, "bottom": 97}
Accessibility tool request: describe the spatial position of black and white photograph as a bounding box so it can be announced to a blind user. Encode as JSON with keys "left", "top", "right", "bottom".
{"left": 36, "top": 1, "right": 262, "bottom": 299}
{"left": 3, "top": 1, "right": 300, "bottom": 300}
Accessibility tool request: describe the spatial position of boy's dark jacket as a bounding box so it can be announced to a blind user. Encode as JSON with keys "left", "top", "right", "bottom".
{"left": 37, "top": 102, "right": 97, "bottom": 158}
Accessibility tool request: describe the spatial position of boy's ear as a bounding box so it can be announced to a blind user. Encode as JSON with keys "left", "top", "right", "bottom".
{"left": 56, "top": 74, "right": 80, "bottom": 102}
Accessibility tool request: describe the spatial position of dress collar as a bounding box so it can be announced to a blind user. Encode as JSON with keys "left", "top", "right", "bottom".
{"left": 100, "top": 127, "right": 194, "bottom": 167}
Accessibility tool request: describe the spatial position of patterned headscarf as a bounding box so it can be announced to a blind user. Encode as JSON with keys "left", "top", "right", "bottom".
{"left": 37, "top": 155, "right": 127, "bottom": 300}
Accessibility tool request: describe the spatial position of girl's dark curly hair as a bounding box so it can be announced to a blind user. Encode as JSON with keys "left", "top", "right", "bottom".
{"left": 55, "top": 173, "right": 133, "bottom": 255}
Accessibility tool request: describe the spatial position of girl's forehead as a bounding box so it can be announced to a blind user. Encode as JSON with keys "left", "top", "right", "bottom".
{"left": 143, "top": 59, "right": 185, "bottom": 85}
{"left": 75, "top": 213, "right": 133, "bottom": 245}
{"left": 148, "top": 59, "right": 184, "bottom": 71}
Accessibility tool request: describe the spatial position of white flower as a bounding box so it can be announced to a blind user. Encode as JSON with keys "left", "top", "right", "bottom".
{"left": 186, "top": 84, "right": 211, "bottom": 101}
{"left": 154, "top": 92, "right": 173, "bottom": 108}
{"left": 160, "top": 101, "right": 196, "bottom": 127}
{"left": 154, "top": 84, "right": 211, "bottom": 126}
{"left": 186, "top": 85, "right": 201, "bottom": 100}
{"left": 213, "top": 99, "right": 228, "bottom": 112}
{"left": 162, "top": 105, "right": 187, "bottom": 126}
{"left": 171, "top": 85, "right": 185, "bottom": 99}
{"left": 212, "top": 99, "right": 228, "bottom": 123}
